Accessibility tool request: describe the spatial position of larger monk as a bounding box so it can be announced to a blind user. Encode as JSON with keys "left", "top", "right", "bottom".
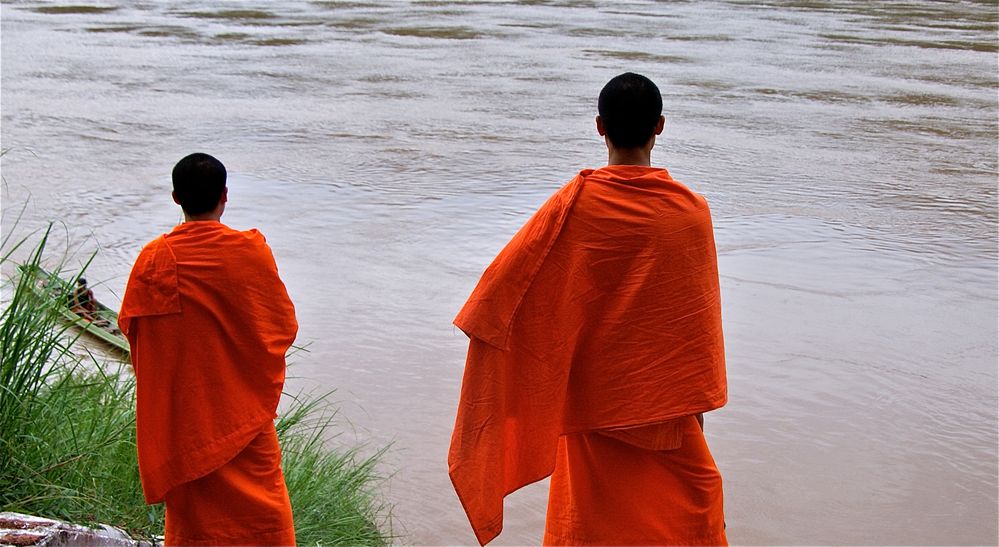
{"left": 119, "top": 153, "right": 299, "bottom": 546}
{"left": 449, "top": 73, "right": 728, "bottom": 546}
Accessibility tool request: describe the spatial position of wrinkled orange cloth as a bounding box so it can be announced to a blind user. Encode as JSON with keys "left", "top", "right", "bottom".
{"left": 544, "top": 416, "right": 727, "bottom": 546}
{"left": 164, "top": 424, "right": 296, "bottom": 546}
{"left": 450, "top": 165, "right": 727, "bottom": 545}
{"left": 119, "top": 221, "right": 298, "bottom": 544}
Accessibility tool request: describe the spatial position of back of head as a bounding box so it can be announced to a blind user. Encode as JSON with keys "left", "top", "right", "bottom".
{"left": 172, "top": 153, "right": 227, "bottom": 216}
{"left": 598, "top": 73, "right": 663, "bottom": 149}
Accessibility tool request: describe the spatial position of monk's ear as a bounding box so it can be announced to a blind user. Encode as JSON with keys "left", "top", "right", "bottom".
{"left": 596, "top": 115, "right": 606, "bottom": 136}
{"left": 654, "top": 115, "right": 665, "bottom": 135}
{"left": 221, "top": 187, "right": 228, "bottom": 204}
{"left": 171, "top": 191, "right": 181, "bottom": 206}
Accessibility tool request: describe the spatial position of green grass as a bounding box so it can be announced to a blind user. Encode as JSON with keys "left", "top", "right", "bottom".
{"left": 0, "top": 227, "right": 391, "bottom": 544}
{"left": 278, "top": 393, "right": 391, "bottom": 545}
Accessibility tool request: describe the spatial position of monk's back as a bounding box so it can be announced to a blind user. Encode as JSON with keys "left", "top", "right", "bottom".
{"left": 449, "top": 73, "right": 728, "bottom": 546}
{"left": 119, "top": 153, "right": 299, "bottom": 545}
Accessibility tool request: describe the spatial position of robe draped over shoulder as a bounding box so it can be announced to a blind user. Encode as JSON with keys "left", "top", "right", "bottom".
{"left": 449, "top": 165, "right": 727, "bottom": 545}
{"left": 119, "top": 221, "right": 298, "bottom": 505}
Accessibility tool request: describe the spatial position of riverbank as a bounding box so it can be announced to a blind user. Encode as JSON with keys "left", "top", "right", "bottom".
{"left": 0, "top": 512, "right": 155, "bottom": 547}
{"left": 0, "top": 229, "right": 392, "bottom": 545}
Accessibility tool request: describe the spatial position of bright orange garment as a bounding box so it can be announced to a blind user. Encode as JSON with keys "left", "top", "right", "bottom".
{"left": 544, "top": 416, "right": 726, "bottom": 546}
{"left": 450, "top": 165, "right": 727, "bottom": 545}
{"left": 119, "top": 221, "right": 298, "bottom": 545}
{"left": 164, "top": 424, "right": 295, "bottom": 546}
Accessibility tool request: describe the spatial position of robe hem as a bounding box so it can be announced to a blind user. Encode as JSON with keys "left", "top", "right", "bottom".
{"left": 542, "top": 530, "right": 728, "bottom": 546}
{"left": 166, "top": 523, "right": 296, "bottom": 546}
{"left": 448, "top": 460, "right": 556, "bottom": 546}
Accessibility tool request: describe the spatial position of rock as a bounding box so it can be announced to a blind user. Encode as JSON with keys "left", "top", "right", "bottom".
{"left": 0, "top": 513, "right": 158, "bottom": 547}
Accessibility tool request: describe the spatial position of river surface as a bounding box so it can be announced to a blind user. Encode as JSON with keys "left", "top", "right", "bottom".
{"left": 2, "top": 1, "right": 997, "bottom": 545}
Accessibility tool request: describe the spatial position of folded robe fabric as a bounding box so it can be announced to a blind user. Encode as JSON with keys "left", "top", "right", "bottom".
{"left": 164, "top": 424, "right": 296, "bottom": 546}
{"left": 119, "top": 221, "right": 298, "bottom": 508}
{"left": 543, "top": 416, "right": 727, "bottom": 546}
{"left": 449, "top": 165, "right": 727, "bottom": 545}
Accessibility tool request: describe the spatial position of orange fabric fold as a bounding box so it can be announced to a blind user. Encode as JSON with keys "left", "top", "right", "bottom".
{"left": 119, "top": 221, "right": 298, "bottom": 507}
{"left": 449, "top": 165, "right": 727, "bottom": 545}
{"left": 164, "top": 424, "right": 296, "bottom": 546}
{"left": 544, "top": 416, "right": 727, "bottom": 546}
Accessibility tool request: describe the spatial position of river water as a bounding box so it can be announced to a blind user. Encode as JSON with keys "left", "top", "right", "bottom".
{"left": 2, "top": 1, "right": 996, "bottom": 545}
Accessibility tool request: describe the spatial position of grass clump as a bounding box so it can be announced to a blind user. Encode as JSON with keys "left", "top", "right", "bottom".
{"left": 0, "top": 227, "right": 390, "bottom": 544}
{"left": 279, "top": 394, "right": 391, "bottom": 545}
{"left": 0, "top": 227, "right": 152, "bottom": 533}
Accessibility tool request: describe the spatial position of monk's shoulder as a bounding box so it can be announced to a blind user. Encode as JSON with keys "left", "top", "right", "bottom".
{"left": 653, "top": 169, "right": 703, "bottom": 201}
{"left": 141, "top": 231, "right": 168, "bottom": 249}
{"left": 213, "top": 225, "right": 267, "bottom": 248}
{"left": 229, "top": 227, "right": 279, "bottom": 266}
{"left": 657, "top": 175, "right": 713, "bottom": 215}
{"left": 132, "top": 234, "right": 171, "bottom": 264}
{"left": 243, "top": 228, "right": 275, "bottom": 253}
{"left": 238, "top": 227, "right": 267, "bottom": 244}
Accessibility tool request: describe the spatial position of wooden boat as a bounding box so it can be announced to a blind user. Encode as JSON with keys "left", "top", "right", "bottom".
{"left": 19, "top": 264, "right": 130, "bottom": 355}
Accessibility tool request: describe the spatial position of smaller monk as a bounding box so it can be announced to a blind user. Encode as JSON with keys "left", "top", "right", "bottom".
{"left": 119, "top": 153, "right": 298, "bottom": 546}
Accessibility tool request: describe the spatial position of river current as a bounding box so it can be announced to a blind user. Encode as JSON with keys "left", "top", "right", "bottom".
{"left": 2, "top": 1, "right": 996, "bottom": 545}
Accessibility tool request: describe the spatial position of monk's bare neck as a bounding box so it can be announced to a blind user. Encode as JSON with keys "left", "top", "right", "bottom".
{"left": 606, "top": 148, "right": 653, "bottom": 167}
{"left": 183, "top": 202, "right": 225, "bottom": 223}
{"left": 605, "top": 138, "right": 655, "bottom": 166}
{"left": 183, "top": 213, "right": 222, "bottom": 222}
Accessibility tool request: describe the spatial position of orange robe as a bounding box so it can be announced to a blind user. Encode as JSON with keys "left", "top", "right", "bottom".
{"left": 449, "top": 165, "right": 727, "bottom": 545}
{"left": 545, "top": 417, "right": 726, "bottom": 545}
{"left": 119, "top": 220, "right": 298, "bottom": 546}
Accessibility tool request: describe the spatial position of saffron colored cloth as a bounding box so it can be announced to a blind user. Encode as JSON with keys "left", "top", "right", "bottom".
{"left": 118, "top": 221, "right": 298, "bottom": 541}
{"left": 544, "top": 416, "right": 727, "bottom": 546}
{"left": 450, "top": 165, "right": 727, "bottom": 545}
{"left": 164, "top": 424, "right": 296, "bottom": 546}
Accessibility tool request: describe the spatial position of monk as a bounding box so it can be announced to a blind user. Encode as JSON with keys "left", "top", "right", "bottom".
{"left": 119, "top": 153, "right": 299, "bottom": 546}
{"left": 449, "top": 73, "right": 728, "bottom": 546}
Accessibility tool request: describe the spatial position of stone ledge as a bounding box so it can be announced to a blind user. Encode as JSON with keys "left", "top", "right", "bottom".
{"left": 0, "top": 512, "right": 158, "bottom": 547}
